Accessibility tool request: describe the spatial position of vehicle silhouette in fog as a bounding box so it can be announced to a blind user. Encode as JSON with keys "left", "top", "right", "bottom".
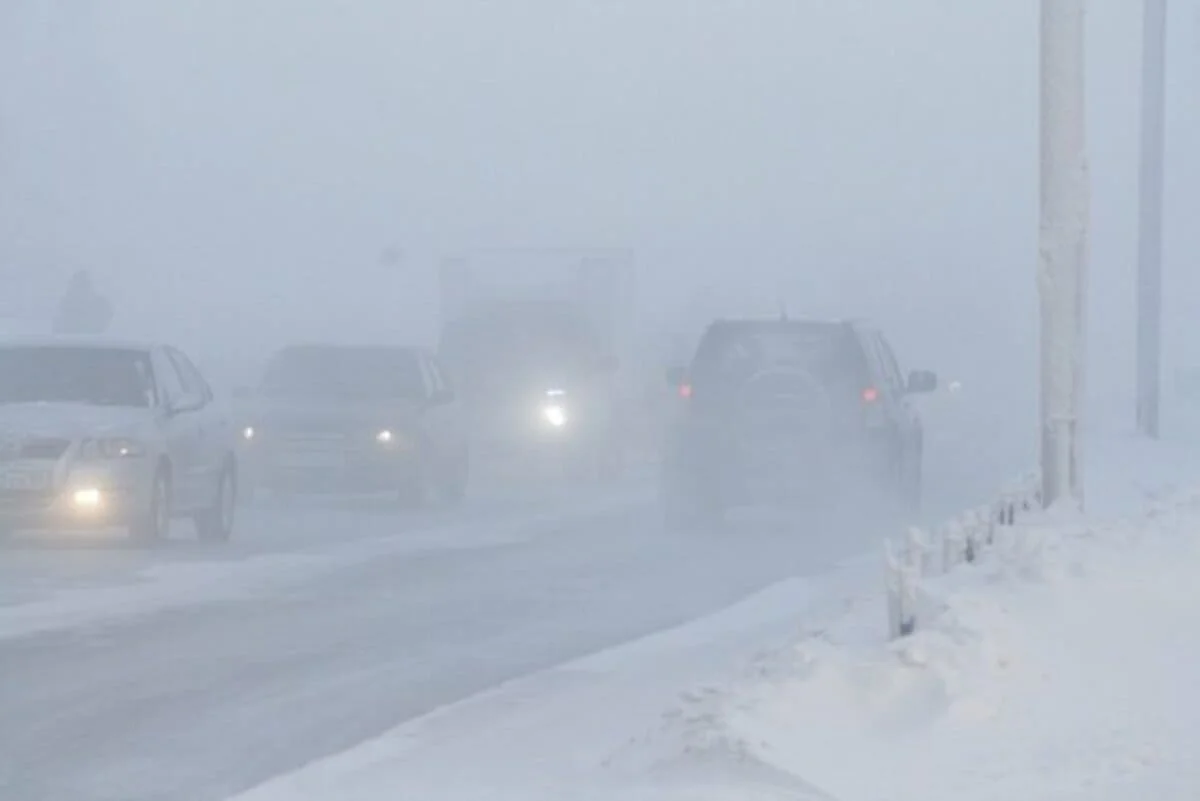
{"left": 438, "top": 300, "right": 624, "bottom": 483}
{"left": 660, "top": 318, "right": 937, "bottom": 529}
{"left": 236, "top": 344, "right": 469, "bottom": 506}
{"left": 0, "top": 338, "right": 238, "bottom": 543}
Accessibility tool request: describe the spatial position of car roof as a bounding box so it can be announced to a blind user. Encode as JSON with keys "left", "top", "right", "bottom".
{"left": 706, "top": 316, "right": 857, "bottom": 330}
{"left": 274, "top": 343, "right": 425, "bottom": 355}
{"left": 0, "top": 335, "right": 159, "bottom": 352}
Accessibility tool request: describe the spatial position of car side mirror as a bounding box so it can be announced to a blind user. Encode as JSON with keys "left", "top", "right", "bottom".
{"left": 167, "top": 392, "right": 205, "bottom": 416}
{"left": 665, "top": 365, "right": 686, "bottom": 388}
{"left": 906, "top": 369, "right": 938, "bottom": 394}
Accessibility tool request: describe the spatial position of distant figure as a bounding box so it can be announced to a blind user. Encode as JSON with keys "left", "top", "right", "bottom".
{"left": 52, "top": 271, "right": 113, "bottom": 335}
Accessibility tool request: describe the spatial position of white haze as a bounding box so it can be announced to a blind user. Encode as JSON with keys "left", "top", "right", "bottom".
{"left": 4, "top": 0, "right": 1200, "bottom": 474}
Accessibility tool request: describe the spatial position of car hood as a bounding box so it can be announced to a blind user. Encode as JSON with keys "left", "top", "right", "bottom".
{"left": 0, "top": 402, "right": 151, "bottom": 441}
{"left": 246, "top": 398, "right": 423, "bottom": 432}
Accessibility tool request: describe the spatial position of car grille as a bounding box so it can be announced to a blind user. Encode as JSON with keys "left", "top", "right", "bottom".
{"left": 19, "top": 438, "right": 71, "bottom": 460}
{"left": 0, "top": 488, "right": 56, "bottom": 512}
{"left": 279, "top": 432, "right": 348, "bottom": 445}
{"left": 0, "top": 438, "right": 71, "bottom": 462}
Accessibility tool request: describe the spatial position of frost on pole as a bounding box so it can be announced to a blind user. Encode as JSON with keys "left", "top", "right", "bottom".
{"left": 1038, "top": 0, "right": 1089, "bottom": 508}
{"left": 1137, "top": 0, "right": 1167, "bottom": 438}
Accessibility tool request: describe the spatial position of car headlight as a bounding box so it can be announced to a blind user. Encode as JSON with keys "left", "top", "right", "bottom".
{"left": 242, "top": 426, "right": 256, "bottom": 441}
{"left": 376, "top": 429, "right": 395, "bottom": 444}
{"left": 543, "top": 404, "right": 567, "bottom": 427}
{"left": 71, "top": 487, "right": 104, "bottom": 509}
{"left": 80, "top": 438, "right": 146, "bottom": 459}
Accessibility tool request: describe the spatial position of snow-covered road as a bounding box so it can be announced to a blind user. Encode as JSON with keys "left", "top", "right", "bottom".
{"left": 0, "top": 479, "right": 901, "bottom": 801}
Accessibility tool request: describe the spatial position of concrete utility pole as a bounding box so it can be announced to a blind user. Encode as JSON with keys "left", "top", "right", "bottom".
{"left": 1137, "top": 0, "right": 1167, "bottom": 438}
{"left": 1038, "top": 0, "right": 1090, "bottom": 507}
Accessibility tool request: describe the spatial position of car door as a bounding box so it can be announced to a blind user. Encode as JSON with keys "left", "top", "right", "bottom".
{"left": 151, "top": 348, "right": 204, "bottom": 510}
{"left": 416, "top": 353, "right": 454, "bottom": 465}
{"left": 426, "top": 354, "right": 466, "bottom": 461}
{"left": 168, "top": 348, "right": 228, "bottom": 502}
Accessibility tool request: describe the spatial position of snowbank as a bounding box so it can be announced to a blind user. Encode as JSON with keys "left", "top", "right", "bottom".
{"left": 690, "top": 488, "right": 1200, "bottom": 800}
{"left": 228, "top": 435, "right": 1200, "bottom": 801}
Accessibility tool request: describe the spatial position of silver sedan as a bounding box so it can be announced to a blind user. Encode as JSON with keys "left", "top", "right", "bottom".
{"left": 0, "top": 338, "right": 238, "bottom": 543}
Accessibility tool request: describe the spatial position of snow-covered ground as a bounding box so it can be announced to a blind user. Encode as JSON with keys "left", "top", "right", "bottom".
{"left": 0, "top": 488, "right": 647, "bottom": 642}
{"left": 229, "top": 433, "right": 1200, "bottom": 801}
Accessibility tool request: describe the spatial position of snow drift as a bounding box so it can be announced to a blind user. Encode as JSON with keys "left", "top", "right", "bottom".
{"left": 657, "top": 488, "right": 1200, "bottom": 800}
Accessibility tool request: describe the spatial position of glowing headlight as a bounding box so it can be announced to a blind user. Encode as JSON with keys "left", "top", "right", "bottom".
{"left": 242, "top": 426, "right": 256, "bottom": 441}
{"left": 80, "top": 438, "right": 145, "bottom": 459}
{"left": 376, "top": 429, "right": 394, "bottom": 444}
{"left": 543, "top": 404, "right": 567, "bottom": 427}
{"left": 71, "top": 487, "right": 104, "bottom": 509}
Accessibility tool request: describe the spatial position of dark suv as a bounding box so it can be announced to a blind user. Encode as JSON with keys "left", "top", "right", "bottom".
{"left": 660, "top": 318, "right": 936, "bottom": 527}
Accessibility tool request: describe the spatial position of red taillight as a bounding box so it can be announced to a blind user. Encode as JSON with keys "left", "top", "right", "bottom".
{"left": 679, "top": 383, "right": 693, "bottom": 399}
{"left": 861, "top": 387, "right": 879, "bottom": 403}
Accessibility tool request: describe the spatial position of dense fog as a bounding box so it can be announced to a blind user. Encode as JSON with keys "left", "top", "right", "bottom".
{"left": 3, "top": 0, "right": 1199, "bottom": 463}
{"left": 8, "top": 7, "right": 1200, "bottom": 799}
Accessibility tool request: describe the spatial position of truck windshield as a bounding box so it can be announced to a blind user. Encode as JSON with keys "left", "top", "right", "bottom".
{"left": 262, "top": 346, "right": 426, "bottom": 402}
{"left": 439, "top": 311, "right": 602, "bottom": 390}
{"left": 0, "top": 346, "right": 155, "bottom": 407}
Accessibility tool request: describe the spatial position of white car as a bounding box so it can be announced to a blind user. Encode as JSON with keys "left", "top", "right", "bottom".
{"left": 0, "top": 337, "right": 238, "bottom": 543}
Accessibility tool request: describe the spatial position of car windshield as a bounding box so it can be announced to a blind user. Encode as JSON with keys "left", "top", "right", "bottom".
{"left": 0, "top": 346, "right": 155, "bottom": 407}
{"left": 261, "top": 347, "right": 426, "bottom": 402}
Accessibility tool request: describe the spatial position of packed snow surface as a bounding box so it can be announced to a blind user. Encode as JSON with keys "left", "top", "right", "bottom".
{"left": 232, "top": 437, "right": 1200, "bottom": 801}
{"left": 713, "top": 491, "right": 1200, "bottom": 800}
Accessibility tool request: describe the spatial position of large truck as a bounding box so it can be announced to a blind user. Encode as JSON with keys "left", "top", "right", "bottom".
{"left": 436, "top": 248, "right": 636, "bottom": 482}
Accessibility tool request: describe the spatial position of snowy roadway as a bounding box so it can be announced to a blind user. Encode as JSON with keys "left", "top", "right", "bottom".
{"left": 0, "top": 473, "right": 915, "bottom": 801}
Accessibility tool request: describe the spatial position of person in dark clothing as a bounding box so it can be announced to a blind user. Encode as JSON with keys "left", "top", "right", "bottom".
{"left": 52, "top": 271, "right": 113, "bottom": 335}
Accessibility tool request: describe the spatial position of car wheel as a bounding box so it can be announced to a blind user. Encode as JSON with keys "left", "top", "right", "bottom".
{"left": 397, "top": 458, "right": 431, "bottom": 508}
{"left": 439, "top": 450, "right": 469, "bottom": 506}
{"left": 195, "top": 464, "right": 236, "bottom": 543}
{"left": 237, "top": 469, "right": 259, "bottom": 507}
{"left": 661, "top": 471, "right": 721, "bottom": 532}
{"left": 130, "top": 467, "right": 171, "bottom": 544}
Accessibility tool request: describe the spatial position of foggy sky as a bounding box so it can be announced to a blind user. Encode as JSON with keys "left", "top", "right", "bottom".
{"left": 3, "top": 1, "right": 1199, "bottom": 442}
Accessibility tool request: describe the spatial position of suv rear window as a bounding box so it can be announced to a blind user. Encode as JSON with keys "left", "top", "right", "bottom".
{"left": 689, "top": 321, "right": 870, "bottom": 399}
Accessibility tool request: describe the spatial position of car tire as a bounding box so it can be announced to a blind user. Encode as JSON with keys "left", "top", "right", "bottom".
{"left": 195, "top": 463, "right": 236, "bottom": 543}
{"left": 237, "top": 470, "right": 259, "bottom": 507}
{"left": 397, "top": 452, "right": 433, "bottom": 508}
{"left": 439, "top": 450, "right": 469, "bottom": 506}
{"left": 130, "top": 467, "right": 171, "bottom": 544}
{"left": 661, "top": 469, "right": 721, "bottom": 532}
